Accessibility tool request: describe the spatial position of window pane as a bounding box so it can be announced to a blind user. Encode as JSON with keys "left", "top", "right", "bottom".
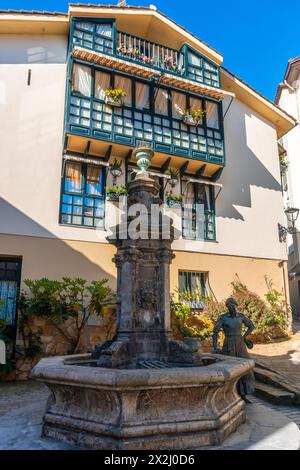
{"left": 64, "top": 162, "right": 82, "bottom": 193}
{"left": 96, "top": 23, "right": 112, "bottom": 38}
{"left": 115, "top": 75, "right": 132, "bottom": 107}
{"left": 206, "top": 101, "right": 219, "bottom": 129}
{"left": 86, "top": 165, "right": 103, "bottom": 196}
{"left": 73, "top": 64, "right": 92, "bottom": 97}
{"left": 95, "top": 71, "right": 111, "bottom": 100}
{"left": 172, "top": 91, "right": 186, "bottom": 118}
{"left": 136, "top": 82, "right": 150, "bottom": 111}
{"left": 155, "top": 88, "right": 169, "bottom": 116}
{"left": 188, "top": 51, "right": 201, "bottom": 67}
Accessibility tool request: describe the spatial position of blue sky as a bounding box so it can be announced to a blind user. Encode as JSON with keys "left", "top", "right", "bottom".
{"left": 2, "top": 0, "right": 299, "bottom": 100}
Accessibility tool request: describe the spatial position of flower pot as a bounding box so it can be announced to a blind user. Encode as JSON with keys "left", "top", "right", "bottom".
{"left": 167, "top": 198, "right": 182, "bottom": 208}
{"left": 183, "top": 115, "right": 198, "bottom": 127}
{"left": 107, "top": 193, "right": 120, "bottom": 201}
{"left": 105, "top": 96, "right": 123, "bottom": 107}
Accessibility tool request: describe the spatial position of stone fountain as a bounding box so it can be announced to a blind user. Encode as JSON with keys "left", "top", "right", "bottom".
{"left": 31, "top": 144, "right": 254, "bottom": 450}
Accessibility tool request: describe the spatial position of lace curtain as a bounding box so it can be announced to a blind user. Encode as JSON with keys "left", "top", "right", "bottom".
{"left": 94, "top": 71, "right": 111, "bottom": 100}
{"left": 73, "top": 64, "right": 92, "bottom": 97}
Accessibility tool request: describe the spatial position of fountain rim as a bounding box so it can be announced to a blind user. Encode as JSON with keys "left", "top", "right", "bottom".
{"left": 31, "top": 354, "right": 255, "bottom": 390}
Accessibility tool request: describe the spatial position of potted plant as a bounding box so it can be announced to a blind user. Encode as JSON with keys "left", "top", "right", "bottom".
{"left": 182, "top": 108, "right": 205, "bottom": 127}
{"left": 169, "top": 168, "right": 180, "bottom": 188}
{"left": 104, "top": 88, "right": 126, "bottom": 107}
{"left": 166, "top": 192, "right": 183, "bottom": 208}
{"left": 106, "top": 184, "right": 127, "bottom": 201}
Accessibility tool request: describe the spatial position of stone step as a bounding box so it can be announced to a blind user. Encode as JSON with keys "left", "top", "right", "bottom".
{"left": 254, "top": 364, "right": 300, "bottom": 400}
{"left": 254, "top": 382, "right": 295, "bottom": 405}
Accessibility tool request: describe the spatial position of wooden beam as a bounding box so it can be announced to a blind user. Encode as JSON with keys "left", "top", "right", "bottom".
{"left": 104, "top": 145, "right": 113, "bottom": 162}
{"left": 125, "top": 149, "right": 133, "bottom": 163}
{"left": 211, "top": 168, "right": 223, "bottom": 181}
{"left": 180, "top": 160, "right": 189, "bottom": 175}
{"left": 196, "top": 164, "right": 207, "bottom": 177}
{"left": 84, "top": 140, "right": 91, "bottom": 156}
{"left": 160, "top": 157, "right": 171, "bottom": 173}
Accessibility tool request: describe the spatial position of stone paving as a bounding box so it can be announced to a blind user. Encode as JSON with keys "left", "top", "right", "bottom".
{"left": 250, "top": 322, "right": 300, "bottom": 387}
{"left": 0, "top": 380, "right": 300, "bottom": 450}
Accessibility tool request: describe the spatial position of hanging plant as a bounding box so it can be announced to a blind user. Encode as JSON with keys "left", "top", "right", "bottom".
{"left": 104, "top": 88, "right": 126, "bottom": 106}
{"left": 169, "top": 168, "right": 180, "bottom": 188}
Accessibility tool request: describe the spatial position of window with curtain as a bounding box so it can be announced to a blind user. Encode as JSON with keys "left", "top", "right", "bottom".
{"left": 187, "top": 50, "right": 203, "bottom": 83}
{"left": 94, "top": 23, "right": 113, "bottom": 54}
{"left": 155, "top": 88, "right": 169, "bottom": 116}
{"left": 136, "top": 82, "right": 150, "bottom": 111}
{"left": 172, "top": 91, "right": 186, "bottom": 118}
{"left": 64, "top": 162, "right": 82, "bottom": 193}
{"left": 115, "top": 75, "right": 132, "bottom": 107}
{"left": 61, "top": 161, "right": 105, "bottom": 228}
{"left": 178, "top": 271, "right": 208, "bottom": 304}
{"left": 182, "top": 183, "right": 214, "bottom": 240}
{"left": 206, "top": 101, "right": 219, "bottom": 129}
{"left": 73, "top": 64, "right": 92, "bottom": 97}
{"left": 95, "top": 71, "right": 111, "bottom": 100}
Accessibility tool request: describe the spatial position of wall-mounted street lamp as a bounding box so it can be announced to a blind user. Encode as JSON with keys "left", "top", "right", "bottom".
{"left": 278, "top": 207, "right": 300, "bottom": 242}
{"left": 109, "top": 158, "right": 123, "bottom": 186}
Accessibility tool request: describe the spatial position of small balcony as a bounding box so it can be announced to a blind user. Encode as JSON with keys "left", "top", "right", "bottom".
{"left": 71, "top": 18, "right": 221, "bottom": 89}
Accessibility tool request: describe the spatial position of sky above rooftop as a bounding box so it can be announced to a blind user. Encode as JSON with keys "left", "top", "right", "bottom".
{"left": 1, "top": 0, "right": 298, "bottom": 101}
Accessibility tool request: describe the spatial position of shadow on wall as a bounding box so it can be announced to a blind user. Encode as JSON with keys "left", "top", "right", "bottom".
{"left": 219, "top": 103, "right": 282, "bottom": 220}
{"left": 0, "top": 197, "right": 116, "bottom": 288}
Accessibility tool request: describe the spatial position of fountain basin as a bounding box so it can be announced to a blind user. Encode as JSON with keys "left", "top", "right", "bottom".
{"left": 31, "top": 354, "right": 254, "bottom": 450}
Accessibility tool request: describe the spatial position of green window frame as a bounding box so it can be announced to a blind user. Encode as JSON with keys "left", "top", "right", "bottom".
{"left": 182, "top": 182, "right": 216, "bottom": 241}
{"left": 72, "top": 18, "right": 115, "bottom": 55}
{"left": 60, "top": 160, "right": 105, "bottom": 228}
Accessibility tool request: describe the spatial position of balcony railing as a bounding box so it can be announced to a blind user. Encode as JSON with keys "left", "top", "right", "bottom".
{"left": 116, "top": 31, "right": 186, "bottom": 76}
{"left": 71, "top": 20, "right": 221, "bottom": 88}
{"left": 67, "top": 93, "right": 225, "bottom": 165}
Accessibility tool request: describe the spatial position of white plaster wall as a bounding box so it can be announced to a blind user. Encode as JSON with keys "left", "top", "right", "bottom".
{"left": 0, "top": 34, "right": 287, "bottom": 260}
{"left": 0, "top": 35, "right": 67, "bottom": 64}
{"left": 174, "top": 97, "right": 287, "bottom": 260}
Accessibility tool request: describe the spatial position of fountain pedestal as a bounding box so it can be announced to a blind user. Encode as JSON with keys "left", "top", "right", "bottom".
{"left": 31, "top": 146, "right": 255, "bottom": 449}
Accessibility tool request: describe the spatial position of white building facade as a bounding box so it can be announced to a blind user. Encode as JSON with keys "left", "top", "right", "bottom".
{"left": 0, "top": 5, "right": 295, "bottom": 340}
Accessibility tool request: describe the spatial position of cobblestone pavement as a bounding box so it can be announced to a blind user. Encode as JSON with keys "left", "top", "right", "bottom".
{"left": 250, "top": 322, "right": 300, "bottom": 387}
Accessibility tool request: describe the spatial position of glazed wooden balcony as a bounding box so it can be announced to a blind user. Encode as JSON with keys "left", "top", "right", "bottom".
{"left": 71, "top": 19, "right": 221, "bottom": 89}
{"left": 66, "top": 92, "right": 225, "bottom": 165}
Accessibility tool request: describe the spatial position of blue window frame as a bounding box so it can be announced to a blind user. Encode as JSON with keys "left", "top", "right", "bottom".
{"left": 182, "top": 182, "right": 216, "bottom": 241}
{"left": 60, "top": 161, "right": 105, "bottom": 228}
{"left": 72, "top": 19, "right": 114, "bottom": 55}
{"left": 186, "top": 48, "right": 220, "bottom": 88}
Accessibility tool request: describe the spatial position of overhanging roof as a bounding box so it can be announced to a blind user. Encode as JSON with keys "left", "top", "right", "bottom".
{"left": 221, "top": 67, "right": 297, "bottom": 139}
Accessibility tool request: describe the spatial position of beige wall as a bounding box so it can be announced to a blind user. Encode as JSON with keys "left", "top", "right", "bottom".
{"left": 0, "top": 233, "right": 289, "bottom": 304}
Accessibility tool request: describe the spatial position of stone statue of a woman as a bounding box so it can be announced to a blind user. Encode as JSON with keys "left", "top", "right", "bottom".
{"left": 213, "top": 297, "right": 255, "bottom": 401}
